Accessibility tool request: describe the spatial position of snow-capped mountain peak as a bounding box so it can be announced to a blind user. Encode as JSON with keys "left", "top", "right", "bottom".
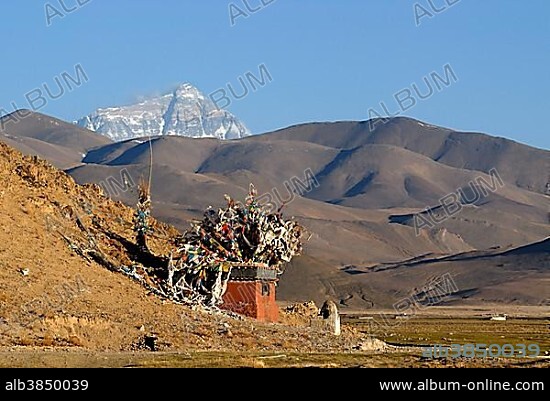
{"left": 77, "top": 83, "right": 250, "bottom": 141}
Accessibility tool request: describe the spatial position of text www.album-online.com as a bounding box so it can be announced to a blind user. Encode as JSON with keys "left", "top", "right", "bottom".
{"left": 380, "top": 379, "right": 544, "bottom": 391}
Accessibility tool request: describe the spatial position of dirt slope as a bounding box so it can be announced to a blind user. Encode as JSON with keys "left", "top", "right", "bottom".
{"left": 0, "top": 141, "right": 359, "bottom": 351}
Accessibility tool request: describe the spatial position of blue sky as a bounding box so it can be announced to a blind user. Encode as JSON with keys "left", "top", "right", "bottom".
{"left": 0, "top": 0, "right": 548, "bottom": 149}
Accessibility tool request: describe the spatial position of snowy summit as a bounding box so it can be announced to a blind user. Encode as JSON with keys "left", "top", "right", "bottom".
{"left": 76, "top": 83, "right": 250, "bottom": 141}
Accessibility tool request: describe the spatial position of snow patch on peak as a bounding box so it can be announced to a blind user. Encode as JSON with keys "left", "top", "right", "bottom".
{"left": 76, "top": 83, "right": 250, "bottom": 142}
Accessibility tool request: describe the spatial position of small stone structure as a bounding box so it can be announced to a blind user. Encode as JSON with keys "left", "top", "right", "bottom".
{"left": 221, "top": 263, "right": 279, "bottom": 322}
{"left": 311, "top": 299, "right": 341, "bottom": 335}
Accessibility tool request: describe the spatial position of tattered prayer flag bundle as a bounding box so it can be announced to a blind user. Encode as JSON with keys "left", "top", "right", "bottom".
{"left": 135, "top": 184, "right": 303, "bottom": 307}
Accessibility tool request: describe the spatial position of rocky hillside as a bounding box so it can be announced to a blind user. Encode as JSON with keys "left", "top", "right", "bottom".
{"left": 0, "top": 141, "right": 357, "bottom": 351}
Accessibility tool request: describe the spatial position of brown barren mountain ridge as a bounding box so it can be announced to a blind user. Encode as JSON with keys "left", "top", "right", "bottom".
{"left": 1, "top": 111, "right": 549, "bottom": 309}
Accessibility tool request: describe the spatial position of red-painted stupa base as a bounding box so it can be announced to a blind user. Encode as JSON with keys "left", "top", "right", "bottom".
{"left": 222, "top": 280, "right": 279, "bottom": 322}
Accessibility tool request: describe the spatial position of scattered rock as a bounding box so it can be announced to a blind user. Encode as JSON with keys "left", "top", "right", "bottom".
{"left": 354, "top": 338, "right": 388, "bottom": 352}
{"left": 279, "top": 301, "right": 318, "bottom": 326}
